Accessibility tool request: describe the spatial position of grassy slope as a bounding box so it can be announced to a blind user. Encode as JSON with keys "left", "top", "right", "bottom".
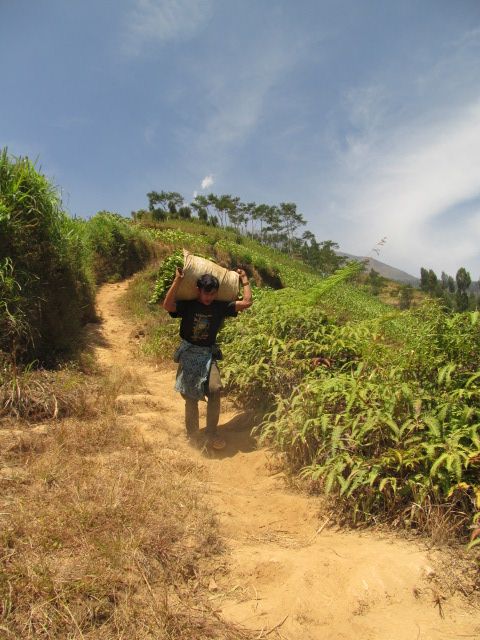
{"left": 126, "top": 219, "right": 396, "bottom": 362}
{"left": 2, "top": 217, "right": 477, "bottom": 637}
{"left": 129, "top": 220, "right": 480, "bottom": 546}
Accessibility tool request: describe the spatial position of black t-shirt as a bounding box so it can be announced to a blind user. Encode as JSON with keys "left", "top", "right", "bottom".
{"left": 169, "top": 299, "right": 237, "bottom": 346}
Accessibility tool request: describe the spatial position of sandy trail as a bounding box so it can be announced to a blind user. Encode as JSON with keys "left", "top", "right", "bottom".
{"left": 94, "top": 280, "right": 480, "bottom": 640}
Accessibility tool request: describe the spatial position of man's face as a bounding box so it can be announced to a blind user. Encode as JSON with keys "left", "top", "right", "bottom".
{"left": 197, "top": 287, "right": 218, "bottom": 305}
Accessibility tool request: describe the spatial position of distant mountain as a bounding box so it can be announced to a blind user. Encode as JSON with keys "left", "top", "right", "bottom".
{"left": 338, "top": 252, "right": 419, "bottom": 285}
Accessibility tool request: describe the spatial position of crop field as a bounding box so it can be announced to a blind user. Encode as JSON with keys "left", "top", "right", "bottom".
{"left": 139, "top": 221, "right": 480, "bottom": 545}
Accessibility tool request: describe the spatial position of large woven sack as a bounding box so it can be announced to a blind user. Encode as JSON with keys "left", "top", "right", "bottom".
{"left": 175, "top": 250, "right": 240, "bottom": 302}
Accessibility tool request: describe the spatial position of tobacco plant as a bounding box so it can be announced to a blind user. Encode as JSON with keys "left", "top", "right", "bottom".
{"left": 222, "top": 271, "right": 480, "bottom": 539}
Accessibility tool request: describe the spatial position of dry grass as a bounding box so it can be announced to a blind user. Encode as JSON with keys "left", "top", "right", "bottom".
{"left": 119, "top": 268, "right": 179, "bottom": 362}
{"left": 0, "top": 372, "right": 254, "bottom": 639}
{"left": 403, "top": 496, "right": 474, "bottom": 547}
{"left": 0, "top": 359, "right": 150, "bottom": 424}
{"left": 0, "top": 366, "right": 98, "bottom": 422}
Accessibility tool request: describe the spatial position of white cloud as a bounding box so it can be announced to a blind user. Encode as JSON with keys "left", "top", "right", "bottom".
{"left": 337, "top": 85, "right": 388, "bottom": 170}
{"left": 144, "top": 124, "right": 156, "bottom": 145}
{"left": 311, "top": 25, "right": 480, "bottom": 278}
{"left": 124, "top": 0, "right": 212, "bottom": 54}
{"left": 327, "top": 98, "right": 480, "bottom": 276}
{"left": 53, "top": 115, "right": 91, "bottom": 130}
{"left": 201, "top": 174, "right": 213, "bottom": 189}
{"left": 453, "top": 26, "right": 480, "bottom": 50}
{"left": 183, "top": 38, "right": 307, "bottom": 182}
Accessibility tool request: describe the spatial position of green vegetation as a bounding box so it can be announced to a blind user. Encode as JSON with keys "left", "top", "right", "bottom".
{"left": 122, "top": 264, "right": 180, "bottom": 360}
{"left": 366, "top": 268, "right": 386, "bottom": 296}
{"left": 4, "top": 151, "right": 479, "bottom": 564}
{"left": 0, "top": 149, "right": 155, "bottom": 365}
{"left": 420, "top": 265, "right": 479, "bottom": 312}
{"left": 398, "top": 284, "right": 414, "bottom": 309}
{"left": 85, "top": 211, "right": 156, "bottom": 285}
{"left": 124, "top": 215, "right": 480, "bottom": 544}
{"left": 132, "top": 189, "right": 349, "bottom": 277}
{"left": 0, "top": 149, "right": 95, "bottom": 364}
{"left": 221, "top": 282, "right": 480, "bottom": 541}
{"left": 149, "top": 249, "right": 185, "bottom": 304}
{"left": 142, "top": 219, "right": 312, "bottom": 291}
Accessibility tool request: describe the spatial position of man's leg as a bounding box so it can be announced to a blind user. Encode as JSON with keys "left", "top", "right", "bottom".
{"left": 206, "top": 361, "right": 222, "bottom": 441}
{"left": 183, "top": 395, "right": 199, "bottom": 435}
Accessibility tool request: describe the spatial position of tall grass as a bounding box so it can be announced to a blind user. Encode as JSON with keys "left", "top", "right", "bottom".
{"left": 85, "top": 211, "right": 156, "bottom": 284}
{"left": 120, "top": 265, "right": 179, "bottom": 361}
{"left": 0, "top": 149, "right": 156, "bottom": 366}
{"left": 0, "top": 149, "right": 95, "bottom": 364}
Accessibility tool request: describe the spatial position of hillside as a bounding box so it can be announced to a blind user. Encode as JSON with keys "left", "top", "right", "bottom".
{"left": 339, "top": 251, "right": 419, "bottom": 285}
{"left": 127, "top": 219, "right": 480, "bottom": 535}
{"left": 2, "top": 197, "right": 480, "bottom": 638}
{"left": 97, "top": 278, "right": 480, "bottom": 639}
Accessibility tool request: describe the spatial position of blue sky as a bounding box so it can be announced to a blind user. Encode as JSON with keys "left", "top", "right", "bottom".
{"left": 2, "top": 0, "right": 480, "bottom": 279}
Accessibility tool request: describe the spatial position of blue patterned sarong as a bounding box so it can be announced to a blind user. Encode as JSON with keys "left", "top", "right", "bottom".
{"left": 174, "top": 340, "right": 213, "bottom": 401}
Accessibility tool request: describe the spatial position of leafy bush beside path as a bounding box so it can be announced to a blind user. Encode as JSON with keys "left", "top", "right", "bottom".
{"left": 220, "top": 273, "right": 480, "bottom": 541}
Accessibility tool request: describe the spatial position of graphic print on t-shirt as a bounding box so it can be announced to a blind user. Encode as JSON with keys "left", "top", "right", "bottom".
{"left": 191, "top": 313, "right": 211, "bottom": 342}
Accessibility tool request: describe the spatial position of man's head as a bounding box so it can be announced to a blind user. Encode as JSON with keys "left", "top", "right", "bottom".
{"left": 196, "top": 274, "right": 219, "bottom": 305}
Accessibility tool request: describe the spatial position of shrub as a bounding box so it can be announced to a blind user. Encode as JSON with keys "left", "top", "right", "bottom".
{"left": 86, "top": 211, "right": 156, "bottom": 284}
{"left": 220, "top": 262, "right": 480, "bottom": 540}
{"left": 149, "top": 249, "right": 184, "bottom": 304}
{"left": 0, "top": 149, "right": 95, "bottom": 364}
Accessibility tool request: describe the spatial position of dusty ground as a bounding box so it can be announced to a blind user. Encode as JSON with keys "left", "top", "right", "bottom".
{"left": 95, "top": 280, "right": 480, "bottom": 640}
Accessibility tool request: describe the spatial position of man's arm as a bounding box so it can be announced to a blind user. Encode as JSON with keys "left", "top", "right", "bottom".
{"left": 162, "top": 267, "right": 184, "bottom": 313}
{"left": 235, "top": 268, "right": 253, "bottom": 312}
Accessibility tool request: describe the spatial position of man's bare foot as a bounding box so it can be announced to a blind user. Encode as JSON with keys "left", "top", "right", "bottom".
{"left": 207, "top": 434, "right": 226, "bottom": 450}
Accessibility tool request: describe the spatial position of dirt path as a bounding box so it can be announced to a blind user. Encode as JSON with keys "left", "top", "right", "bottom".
{"left": 95, "top": 280, "right": 480, "bottom": 640}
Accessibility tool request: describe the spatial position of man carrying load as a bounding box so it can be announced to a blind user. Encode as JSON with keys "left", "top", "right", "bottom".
{"left": 163, "top": 267, "right": 252, "bottom": 449}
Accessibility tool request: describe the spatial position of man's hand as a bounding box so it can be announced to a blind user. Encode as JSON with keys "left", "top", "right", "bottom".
{"left": 237, "top": 268, "right": 249, "bottom": 285}
{"left": 175, "top": 267, "right": 184, "bottom": 279}
{"left": 235, "top": 268, "right": 252, "bottom": 311}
